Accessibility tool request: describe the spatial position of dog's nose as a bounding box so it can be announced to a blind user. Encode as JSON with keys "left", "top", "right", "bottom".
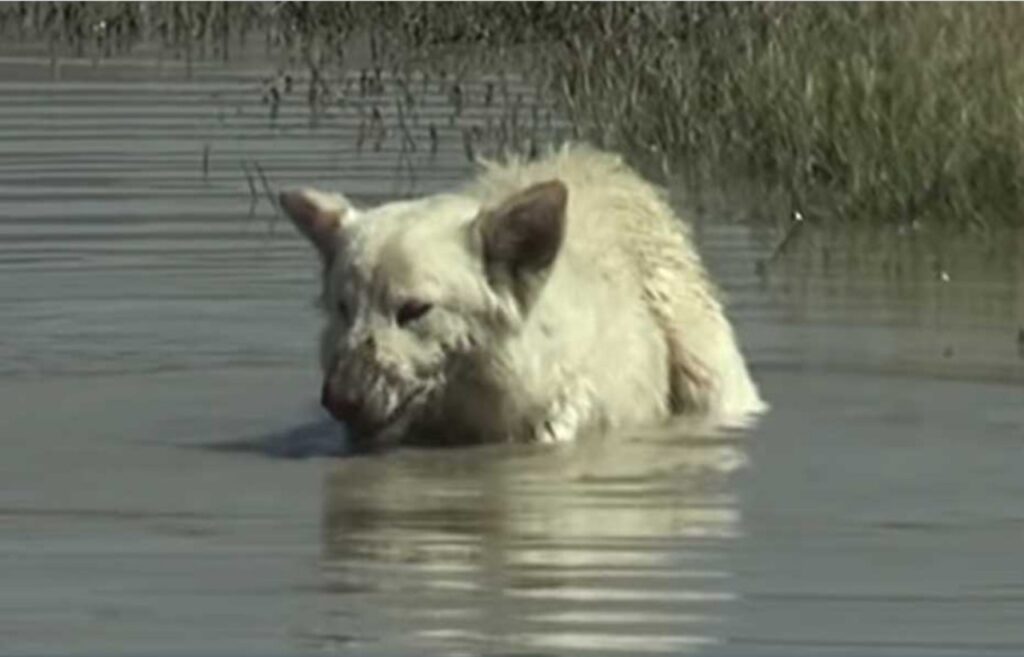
{"left": 320, "top": 380, "right": 362, "bottom": 424}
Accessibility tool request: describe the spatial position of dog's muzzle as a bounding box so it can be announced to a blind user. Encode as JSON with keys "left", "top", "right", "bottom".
{"left": 321, "top": 379, "right": 368, "bottom": 429}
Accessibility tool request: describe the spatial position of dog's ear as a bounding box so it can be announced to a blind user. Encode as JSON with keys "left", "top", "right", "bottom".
{"left": 279, "top": 188, "right": 353, "bottom": 260}
{"left": 476, "top": 180, "right": 568, "bottom": 308}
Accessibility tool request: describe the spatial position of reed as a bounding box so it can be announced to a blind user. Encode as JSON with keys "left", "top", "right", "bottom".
{"left": 4, "top": 2, "right": 1022, "bottom": 227}
{"left": 526, "top": 3, "right": 1024, "bottom": 228}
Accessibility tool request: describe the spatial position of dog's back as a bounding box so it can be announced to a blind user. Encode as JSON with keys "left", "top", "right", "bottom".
{"left": 469, "top": 147, "right": 765, "bottom": 432}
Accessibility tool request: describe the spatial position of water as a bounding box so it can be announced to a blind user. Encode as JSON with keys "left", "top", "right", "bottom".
{"left": 2, "top": 52, "right": 1024, "bottom": 656}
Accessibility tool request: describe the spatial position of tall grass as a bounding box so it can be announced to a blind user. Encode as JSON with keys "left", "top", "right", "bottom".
{"left": 351, "top": 3, "right": 1024, "bottom": 227}
{"left": 531, "top": 3, "right": 1024, "bottom": 227}
{"left": 3, "top": 2, "right": 1023, "bottom": 227}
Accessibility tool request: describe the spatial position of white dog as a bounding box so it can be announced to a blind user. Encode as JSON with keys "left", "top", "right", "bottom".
{"left": 280, "top": 146, "right": 764, "bottom": 445}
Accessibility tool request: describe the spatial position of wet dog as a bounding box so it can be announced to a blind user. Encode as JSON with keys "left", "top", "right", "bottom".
{"left": 280, "top": 146, "right": 764, "bottom": 445}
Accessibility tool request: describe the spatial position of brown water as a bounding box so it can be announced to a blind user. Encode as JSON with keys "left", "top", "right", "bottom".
{"left": 3, "top": 53, "right": 1024, "bottom": 656}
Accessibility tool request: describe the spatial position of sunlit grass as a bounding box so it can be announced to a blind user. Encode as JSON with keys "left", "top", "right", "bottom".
{"left": 538, "top": 4, "right": 1024, "bottom": 228}
{"left": 4, "top": 2, "right": 1022, "bottom": 227}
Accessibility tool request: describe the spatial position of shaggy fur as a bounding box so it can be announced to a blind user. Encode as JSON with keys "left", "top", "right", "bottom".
{"left": 280, "top": 145, "right": 765, "bottom": 445}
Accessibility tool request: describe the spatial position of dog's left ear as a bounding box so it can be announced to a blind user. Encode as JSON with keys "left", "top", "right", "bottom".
{"left": 476, "top": 180, "right": 567, "bottom": 308}
{"left": 279, "top": 187, "right": 353, "bottom": 261}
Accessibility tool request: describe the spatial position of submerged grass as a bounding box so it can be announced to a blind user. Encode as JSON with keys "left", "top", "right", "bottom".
{"left": 3, "top": 2, "right": 1023, "bottom": 227}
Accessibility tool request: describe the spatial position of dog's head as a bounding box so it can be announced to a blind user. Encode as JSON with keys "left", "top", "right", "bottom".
{"left": 280, "top": 180, "right": 567, "bottom": 444}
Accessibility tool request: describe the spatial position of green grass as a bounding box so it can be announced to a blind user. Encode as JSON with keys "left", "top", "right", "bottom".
{"left": 4, "top": 2, "right": 1023, "bottom": 227}
{"left": 529, "top": 3, "right": 1024, "bottom": 228}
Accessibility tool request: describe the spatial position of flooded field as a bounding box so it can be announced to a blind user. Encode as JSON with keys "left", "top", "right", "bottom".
{"left": 2, "top": 52, "right": 1024, "bottom": 656}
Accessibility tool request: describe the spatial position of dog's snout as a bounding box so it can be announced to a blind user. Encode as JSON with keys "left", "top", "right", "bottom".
{"left": 321, "top": 379, "right": 362, "bottom": 424}
{"left": 319, "top": 376, "right": 376, "bottom": 431}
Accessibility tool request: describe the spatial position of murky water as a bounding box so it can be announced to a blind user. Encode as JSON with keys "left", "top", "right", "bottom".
{"left": 3, "top": 52, "right": 1024, "bottom": 656}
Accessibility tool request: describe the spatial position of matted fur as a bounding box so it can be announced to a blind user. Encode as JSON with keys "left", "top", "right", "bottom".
{"left": 281, "top": 145, "right": 765, "bottom": 445}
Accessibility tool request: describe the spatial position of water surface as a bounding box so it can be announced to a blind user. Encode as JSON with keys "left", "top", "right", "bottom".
{"left": 2, "top": 53, "right": 1024, "bottom": 656}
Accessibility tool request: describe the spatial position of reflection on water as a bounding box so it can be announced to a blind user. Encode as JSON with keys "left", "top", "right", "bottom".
{"left": 2, "top": 49, "right": 1024, "bottom": 656}
{"left": 754, "top": 221, "right": 1024, "bottom": 384}
{"left": 315, "top": 430, "right": 746, "bottom": 655}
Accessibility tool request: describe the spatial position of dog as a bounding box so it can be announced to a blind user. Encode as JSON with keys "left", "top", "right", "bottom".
{"left": 280, "top": 145, "right": 765, "bottom": 445}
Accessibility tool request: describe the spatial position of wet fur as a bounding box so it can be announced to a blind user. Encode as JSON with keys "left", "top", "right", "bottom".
{"left": 283, "top": 145, "right": 765, "bottom": 444}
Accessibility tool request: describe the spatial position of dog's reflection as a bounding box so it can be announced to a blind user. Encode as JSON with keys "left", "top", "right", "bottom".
{"left": 313, "top": 425, "right": 748, "bottom": 655}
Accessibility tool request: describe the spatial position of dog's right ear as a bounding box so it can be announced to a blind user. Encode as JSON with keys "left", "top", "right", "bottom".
{"left": 279, "top": 188, "right": 353, "bottom": 260}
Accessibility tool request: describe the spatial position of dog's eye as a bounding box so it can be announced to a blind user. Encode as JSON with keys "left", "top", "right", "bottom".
{"left": 396, "top": 300, "right": 433, "bottom": 326}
